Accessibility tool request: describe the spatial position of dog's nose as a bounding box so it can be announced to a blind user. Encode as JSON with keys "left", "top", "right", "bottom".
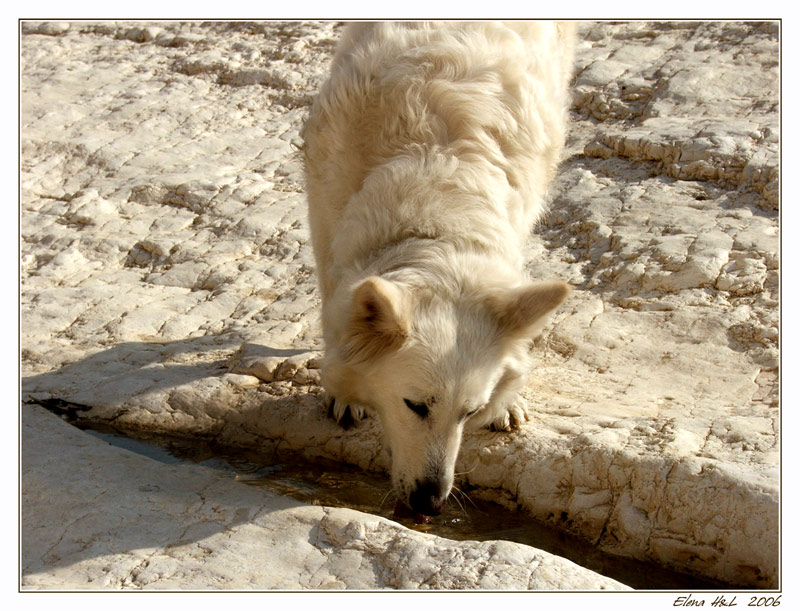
{"left": 408, "top": 479, "right": 448, "bottom": 516}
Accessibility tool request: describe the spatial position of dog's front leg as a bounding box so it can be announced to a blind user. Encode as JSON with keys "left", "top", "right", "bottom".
{"left": 320, "top": 358, "right": 371, "bottom": 430}
{"left": 471, "top": 368, "right": 529, "bottom": 432}
{"left": 326, "top": 395, "right": 369, "bottom": 430}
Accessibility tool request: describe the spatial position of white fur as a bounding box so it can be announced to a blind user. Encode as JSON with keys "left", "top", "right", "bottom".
{"left": 302, "top": 21, "right": 575, "bottom": 515}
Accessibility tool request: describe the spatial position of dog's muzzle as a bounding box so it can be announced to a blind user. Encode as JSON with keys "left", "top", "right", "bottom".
{"left": 408, "top": 478, "right": 448, "bottom": 516}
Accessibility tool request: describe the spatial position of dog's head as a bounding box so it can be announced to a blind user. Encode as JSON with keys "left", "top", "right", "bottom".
{"left": 324, "top": 275, "right": 569, "bottom": 516}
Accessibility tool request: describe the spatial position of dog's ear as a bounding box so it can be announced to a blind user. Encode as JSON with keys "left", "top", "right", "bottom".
{"left": 345, "top": 276, "right": 409, "bottom": 362}
{"left": 489, "top": 281, "right": 570, "bottom": 339}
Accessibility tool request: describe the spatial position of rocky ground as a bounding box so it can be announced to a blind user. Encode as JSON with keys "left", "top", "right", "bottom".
{"left": 20, "top": 21, "right": 779, "bottom": 590}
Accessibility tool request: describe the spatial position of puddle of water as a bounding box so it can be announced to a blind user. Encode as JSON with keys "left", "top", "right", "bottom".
{"left": 80, "top": 424, "right": 735, "bottom": 591}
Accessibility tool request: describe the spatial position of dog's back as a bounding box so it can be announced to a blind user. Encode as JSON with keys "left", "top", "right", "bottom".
{"left": 303, "top": 22, "right": 576, "bottom": 302}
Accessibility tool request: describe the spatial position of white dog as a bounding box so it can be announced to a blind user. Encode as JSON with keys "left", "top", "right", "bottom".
{"left": 302, "top": 22, "right": 575, "bottom": 518}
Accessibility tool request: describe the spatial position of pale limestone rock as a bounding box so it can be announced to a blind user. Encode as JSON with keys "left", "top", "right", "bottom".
{"left": 21, "top": 21, "right": 779, "bottom": 588}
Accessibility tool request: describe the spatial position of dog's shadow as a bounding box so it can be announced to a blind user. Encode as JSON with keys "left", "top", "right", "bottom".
{"left": 22, "top": 336, "right": 312, "bottom": 412}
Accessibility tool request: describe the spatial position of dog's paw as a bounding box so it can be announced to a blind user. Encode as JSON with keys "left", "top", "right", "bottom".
{"left": 326, "top": 396, "right": 368, "bottom": 430}
{"left": 487, "top": 401, "right": 529, "bottom": 433}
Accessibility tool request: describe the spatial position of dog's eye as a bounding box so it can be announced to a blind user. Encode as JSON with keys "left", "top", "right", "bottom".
{"left": 403, "top": 398, "right": 429, "bottom": 418}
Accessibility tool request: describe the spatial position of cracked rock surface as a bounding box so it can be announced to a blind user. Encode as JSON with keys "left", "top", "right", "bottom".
{"left": 21, "top": 21, "right": 779, "bottom": 589}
